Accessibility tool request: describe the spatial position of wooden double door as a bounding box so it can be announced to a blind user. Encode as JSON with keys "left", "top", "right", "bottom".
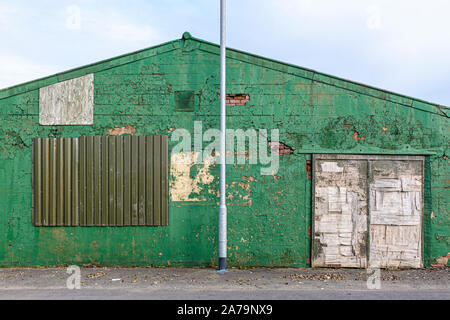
{"left": 312, "top": 155, "right": 424, "bottom": 269}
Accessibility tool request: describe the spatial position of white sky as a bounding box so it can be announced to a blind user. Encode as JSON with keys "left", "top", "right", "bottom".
{"left": 0, "top": 0, "right": 449, "bottom": 106}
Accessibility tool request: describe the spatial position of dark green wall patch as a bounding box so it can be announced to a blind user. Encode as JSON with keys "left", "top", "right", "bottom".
{"left": 175, "top": 91, "right": 195, "bottom": 112}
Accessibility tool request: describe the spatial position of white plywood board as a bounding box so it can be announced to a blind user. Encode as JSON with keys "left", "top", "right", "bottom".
{"left": 313, "top": 155, "right": 424, "bottom": 269}
{"left": 39, "top": 74, "right": 94, "bottom": 125}
{"left": 368, "top": 160, "right": 423, "bottom": 268}
{"left": 313, "top": 159, "right": 368, "bottom": 268}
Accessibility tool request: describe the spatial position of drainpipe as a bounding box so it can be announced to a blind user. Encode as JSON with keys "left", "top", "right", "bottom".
{"left": 218, "top": 0, "right": 227, "bottom": 273}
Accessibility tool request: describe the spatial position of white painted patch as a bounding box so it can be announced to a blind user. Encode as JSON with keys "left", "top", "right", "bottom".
{"left": 170, "top": 152, "right": 215, "bottom": 202}
{"left": 39, "top": 73, "right": 94, "bottom": 125}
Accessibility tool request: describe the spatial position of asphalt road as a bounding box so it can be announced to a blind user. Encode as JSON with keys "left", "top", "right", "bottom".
{"left": 0, "top": 267, "right": 448, "bottom": 300}
{"left": 1, "top": 288, "right": 449, "bottom": 300}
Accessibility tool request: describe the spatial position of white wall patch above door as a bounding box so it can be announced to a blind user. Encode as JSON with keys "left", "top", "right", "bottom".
{"left": 39, "top": 74, "right": 94, "bottom": 125}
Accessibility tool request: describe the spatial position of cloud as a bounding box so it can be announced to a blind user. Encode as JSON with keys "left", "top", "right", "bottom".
{"left": 62, "top": 5, "right": 161, "bottom": 42}
{"left": 243, "top": 0, "right": 450, "bottom": 104}
{"left": 101, "top": 19, "right": 161, "bottom": 43}
{"left": 0, "top": 4, "right": 18, "bottom": 31}
{"left": 74, "top": 8, "right": 163, "bottom": 44}
{"left": 1, "top": 0, "right": 449, "bottom": 104}
{"left": 0, "top": 3, "right": 164, "bottom": 89}
{"left": 366, "top": 5, "right": 381, "bottom": 30}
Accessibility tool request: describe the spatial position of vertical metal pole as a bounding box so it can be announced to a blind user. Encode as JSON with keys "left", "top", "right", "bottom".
{"left": 218, "top": 0, "right": 227, "bottom": 272}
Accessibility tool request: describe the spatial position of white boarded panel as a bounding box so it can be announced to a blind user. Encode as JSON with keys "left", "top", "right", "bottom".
{"left": 313, "top": 158, "right": 368, "bottom": 268}
{"left": 39, "top": 74, "right": 94, "bottom": 125}
{"left": 368, "top": 160, "right": 423, "bottom": 268}
{"left": 369, "top": 225, "right": 422, "bottom": 268}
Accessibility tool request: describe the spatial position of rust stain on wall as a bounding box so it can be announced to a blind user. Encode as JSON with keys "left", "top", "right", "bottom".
{"left": 242, "top": 176, "right": 257, "bottom": 182}
{"left": 352, "top": 131, "right": 365, "bottom": 142}
{"left": 435, "top": 254, "right": 449, "bottom": 266}
{"left": 238, "top": 182, "right": 250, "bottom": 191}
{"left": 306, "top": 161, "right": 312, "bottom": 180}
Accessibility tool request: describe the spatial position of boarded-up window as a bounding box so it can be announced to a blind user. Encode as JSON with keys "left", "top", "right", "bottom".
{"left": 32, "top": 135, "right": 168, "bottom": 226}
{"left": 312, "top": 154, "right": 424, "bottom": 269}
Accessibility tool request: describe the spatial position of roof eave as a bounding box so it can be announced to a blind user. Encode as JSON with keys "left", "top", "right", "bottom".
{"left": 0, "top": 38, "right": 182, "bottom": 100}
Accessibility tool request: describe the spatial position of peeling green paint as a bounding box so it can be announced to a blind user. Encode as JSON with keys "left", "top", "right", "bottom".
{"left": 0, "top": 34, "right": 448, "bottom": 267}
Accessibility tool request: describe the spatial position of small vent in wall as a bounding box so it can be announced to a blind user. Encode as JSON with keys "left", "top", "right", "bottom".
{"left": 174, "top": 91, "right": 195, "bottom": 112}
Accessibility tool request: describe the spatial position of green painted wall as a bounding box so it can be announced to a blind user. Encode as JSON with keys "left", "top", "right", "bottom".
{"left": 0, "top": 34, "right": 448, "bottom": 267}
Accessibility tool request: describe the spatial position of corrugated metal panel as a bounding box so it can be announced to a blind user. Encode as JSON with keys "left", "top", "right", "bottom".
{"left": 32, "top": 137, "right": 79, "bottom": 226}
{"left": 33, "top": 135, "right": 168, "bottom": 226}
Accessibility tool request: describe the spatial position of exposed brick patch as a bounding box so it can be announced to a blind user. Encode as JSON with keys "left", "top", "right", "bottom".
{"left": 108, "top": 125, "right": 136, "bottom": 136}
{"left": 218, "top": 94, "right": 250, "bottom": 106}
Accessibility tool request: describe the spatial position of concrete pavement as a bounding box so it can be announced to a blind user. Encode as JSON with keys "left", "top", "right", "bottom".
{"left": 0, "top": 266, "right": 448, "bottom": 300}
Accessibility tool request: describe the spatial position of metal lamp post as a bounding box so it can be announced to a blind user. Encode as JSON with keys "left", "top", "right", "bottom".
{"left": 218, "top": 0, "right": 227, "bottom": 273}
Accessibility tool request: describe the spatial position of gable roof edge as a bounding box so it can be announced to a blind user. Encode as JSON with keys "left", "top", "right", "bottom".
{"left": 190, "top": 36, "right": 448, "bottom": 117}
{"left": 0, "top": 39, "right": 182, "bottom": 100}
{"left": 0, "top": 32, "right": 448, "bottom": 118}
